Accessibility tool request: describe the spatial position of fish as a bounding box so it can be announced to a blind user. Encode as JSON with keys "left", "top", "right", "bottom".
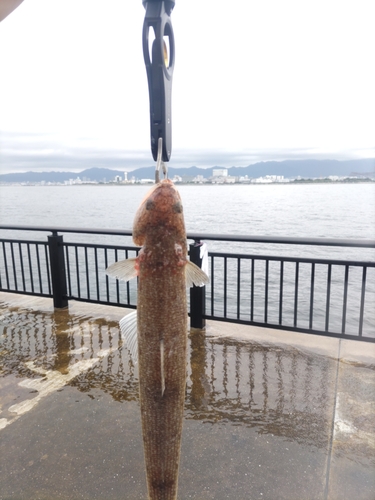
{"left": 106, "top": 179, "right": 209, "bottom": 500}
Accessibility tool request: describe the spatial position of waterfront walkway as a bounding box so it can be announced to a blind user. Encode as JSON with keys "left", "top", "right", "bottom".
{"left": 0, "top": 292, "right": 374, "bottom": 500}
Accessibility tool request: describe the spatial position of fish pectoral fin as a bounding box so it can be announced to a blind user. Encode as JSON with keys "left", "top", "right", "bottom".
{"left": 185, "top": 261, "right": 210, "bottom": 288}
{"left": 106, "top": 258, "right": 138, "bottom": 282}
{"left": 119, "top": 311, "right": 138, "bottom": 364}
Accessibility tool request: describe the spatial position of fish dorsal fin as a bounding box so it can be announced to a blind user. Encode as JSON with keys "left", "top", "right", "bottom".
{"left": 106, "top": 258, "right": 138, "bottom": 282}
{"left": 185, "top": 261, "right": 210, "bottom": 288}
{"left": 119, "top": 311, "right": 138, "bottom": 364}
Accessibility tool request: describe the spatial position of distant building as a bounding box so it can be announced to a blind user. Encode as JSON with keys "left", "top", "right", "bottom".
{"left": 239, "top": 175, "right": 251, "bottom": 183}
{"left": 140, "top": 178, "right": 154, "bottom": 184}
{"left": 69, "top": 176, "right": 82, "bottom": 184}
{"left": 124, "top": 172, "right": 128, "bottom": 182}
{"left": 210, "top": 174, "right": 236, "bottom": 184}
{"left": 181, "top": 175, "right": 195, "bottom": 183}
{"left": 193, "top": 175, "right": 207, "bottom": 183}
{"left": 115, "top": 175, "right": 121, "bottom": 183}
{"left": 251, "top": 175, "right": 286, "bottom": 184}
{"left": 213, "top": 168, "right": 228, "bottom": 177}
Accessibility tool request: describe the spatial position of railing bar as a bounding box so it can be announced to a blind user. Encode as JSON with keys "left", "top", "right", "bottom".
{"left": 75, "top": 246, "right": 81, "bottom": 298}
{"left": 325, "top": 264, "right": 332, "bottom": 332}
{"left": 294, "top": 261, "right": 299, "bottom": 328}
{"left": 211, "top": 255, "right": 214, "bottom": 317}
{"left": 27, "top": 243, "right": 34, "bottom": 293}
{"left": 125, "top": 249, "right": 130, "bottom": 305}
{"left": 279, "top": 260, "right": 283, "bottom": 325}
{"left": 358, "top": 266, "right": 367, "bottom": 337}
{"left": 44, "top": 244, "right": 51, "bottom": 294}
{"left": 250, "top": 258, "right": 254, "bottom": 322}
{"left": 10, "top": 242, "right": 18, "bottom": 291}
{"left": 1, "top": 238, "right": 53, "bottom": 245}
{"left": 18, "top": 243, "right": 26, "bottom": 291}
{"left": 341, "top": 265, "right": 349, "bottom": 334}
{"left": 65, "top": 246, "right": 72, "bottom": 297}
{"left": 2, "top": 241, "right": 10, "bottom": 289}
{"left": 223, "top": 257, "right": 227, "bottom": 319}
{"left": 105, "top": 248, "right": 109, "bottom": 302}
{"left": 207, "top": 251, "right": 375, "bottom": 268}
{"left": 0, "top": 246, "right": 2, "bottom": 289}
{"left": 84, "top": 247, "right": 90, "bottom": 300}
{"left": 61, "top": 242, "right": 138, "bottom": 252}
{"left": 115, "top": 249, "right": 120, "bottom": 304}
{"left": 2, "top": 225, "right": 374, "bottom": 248}
{"left": 94, "top": 247, "right": 100, "bottom": 301}
{"left": 237, "top": 257, "right": 241, "bottom": 320}
{"left": 265, "top": 259, "right": 269, "bottom": 323}
{"left": 24, "top": 243, "right": 34, "bottom": 292}
{"left": 0, "top": 289, "right": 52, "bottom": 299}
{"left": 309, "top": 263, "right": 315, "bottom": 330}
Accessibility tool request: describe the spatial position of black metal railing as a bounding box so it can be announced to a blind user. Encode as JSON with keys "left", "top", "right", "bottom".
{"left": 0, "top": 225, "right": 374, "bottom": 342}
{"left": 64, "top": 242, "right": 139, "bottom": 308}
{"left": 0, "top": 239, "right": 52, "bottom": 297}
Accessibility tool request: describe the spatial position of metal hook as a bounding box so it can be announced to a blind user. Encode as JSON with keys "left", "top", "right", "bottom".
{"left": 143, "top": 1, "right": 175, "bottom": 163}
{"left": 155, "top": 137, "right": 168, "bottom": 183}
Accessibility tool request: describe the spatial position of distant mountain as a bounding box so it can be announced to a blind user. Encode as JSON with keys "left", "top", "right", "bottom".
{"left": 227, "top": 159, "right": 375, "bottom": 178}
{"left": 0, "top": 168, "right": 129, "bottom": 184}
{"left": 0, "top": 159, "right": 374, "bottom": 183}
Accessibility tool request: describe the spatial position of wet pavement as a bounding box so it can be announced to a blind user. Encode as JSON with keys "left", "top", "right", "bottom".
{"left": 0, "top": 292, "right": 374, "bottom": 500}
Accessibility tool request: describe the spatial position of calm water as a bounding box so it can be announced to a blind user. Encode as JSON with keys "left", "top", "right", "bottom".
{"left": 1, "top": 183, "right": 374, "bottom": 258}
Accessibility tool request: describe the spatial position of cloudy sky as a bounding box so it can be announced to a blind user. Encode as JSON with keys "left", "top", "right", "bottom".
{"left": 0, "top": 0, "right": 374, "bottom": 174}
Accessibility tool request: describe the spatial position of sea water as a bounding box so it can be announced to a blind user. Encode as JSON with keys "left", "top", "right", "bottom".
{"left": 1, "top": 182, "right": 374, "bottom": 335}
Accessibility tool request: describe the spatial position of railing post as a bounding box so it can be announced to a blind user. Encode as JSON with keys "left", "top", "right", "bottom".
{"left": 48, "top": 232, "right": 68, "bottom": 308}
{"left": 189, "top": 240, "right": 206, "bottom": 329}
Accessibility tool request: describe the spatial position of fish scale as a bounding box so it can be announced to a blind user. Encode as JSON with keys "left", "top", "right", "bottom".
{"left": 138, "top": 268, "right": 187, "bottom": 499}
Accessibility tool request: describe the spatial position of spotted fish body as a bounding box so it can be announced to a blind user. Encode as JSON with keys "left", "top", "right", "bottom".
{"left": 106, "top": 179, "right": 208, "bottom": 500}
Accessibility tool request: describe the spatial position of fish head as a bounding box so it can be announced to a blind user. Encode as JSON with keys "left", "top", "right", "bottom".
{"left": 133, "top": 179, "right": 186, "bottom": 246}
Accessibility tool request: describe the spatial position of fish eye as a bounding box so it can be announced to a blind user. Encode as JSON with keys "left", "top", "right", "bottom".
{"left": 146, "top": 200, "right": 155, "bottom": 210}
{"left": 172, "top": 202, "right": 183, "bottom": 213}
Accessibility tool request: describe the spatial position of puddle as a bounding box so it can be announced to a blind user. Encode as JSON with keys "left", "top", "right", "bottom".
{"left": 1, "top": 301, "right": 337, "bottom": 448}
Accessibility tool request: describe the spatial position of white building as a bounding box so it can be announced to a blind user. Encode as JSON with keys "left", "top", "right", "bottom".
{"left": 193, "top": 175, "right": 207, "bottom": 183}
{"left": 251, "top": 175, "right": 286, "bottom": 184}
{"left": 213, "top": 168, "right": 228, "bottom": 177}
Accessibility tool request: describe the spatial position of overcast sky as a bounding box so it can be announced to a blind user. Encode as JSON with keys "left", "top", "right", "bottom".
{"left": 1, "top": 0, "right": 374, "bottom": 174}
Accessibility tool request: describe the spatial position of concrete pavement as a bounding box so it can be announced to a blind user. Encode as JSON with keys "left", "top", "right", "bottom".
{"left": 0, "top": 292, "right": 374, "bottom": 499}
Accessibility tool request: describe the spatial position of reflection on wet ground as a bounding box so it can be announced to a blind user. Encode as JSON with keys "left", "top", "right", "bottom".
{"left": 0, "top": 293, "right": 374, "bottom": 500}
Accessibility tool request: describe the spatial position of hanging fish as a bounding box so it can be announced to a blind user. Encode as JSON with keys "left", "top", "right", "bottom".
{"left": 106, "top": 179, "right": 208, "bottom": 500}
